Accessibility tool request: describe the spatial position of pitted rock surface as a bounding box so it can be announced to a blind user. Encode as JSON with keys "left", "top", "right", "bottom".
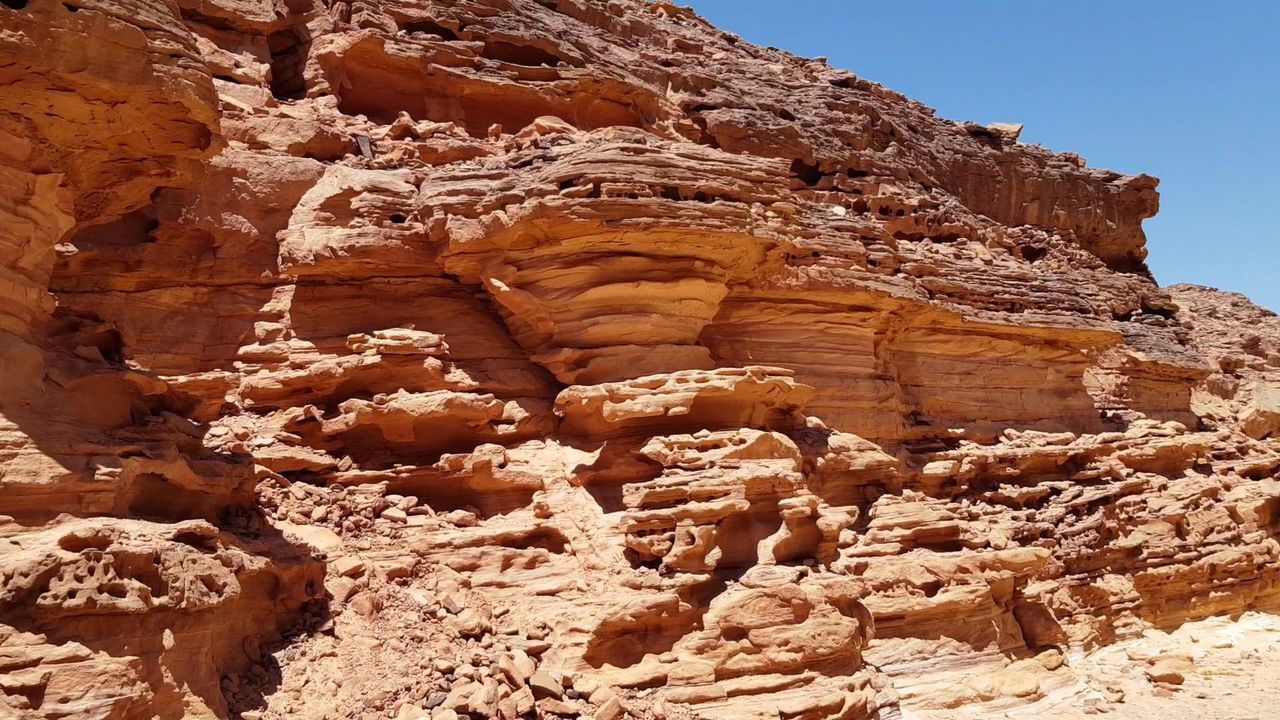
{"left": 3, "top": 1, "right": 1279, "bottom": 719}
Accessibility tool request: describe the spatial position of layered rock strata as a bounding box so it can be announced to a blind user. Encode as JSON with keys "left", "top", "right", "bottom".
{"left": 2, "top": 1, "right": 1279, "bottom": 719}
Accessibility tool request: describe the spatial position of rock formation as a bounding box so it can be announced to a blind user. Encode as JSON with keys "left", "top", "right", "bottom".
{"left": 2, "top": 0, "right": 1278, "bottom": 719}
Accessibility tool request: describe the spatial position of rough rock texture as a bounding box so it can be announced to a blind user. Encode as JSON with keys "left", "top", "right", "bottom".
{"left": 2, "top": 1, "right": 1279, "bottom": 719}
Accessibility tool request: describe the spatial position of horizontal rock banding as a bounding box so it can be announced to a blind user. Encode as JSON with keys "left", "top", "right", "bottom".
{"left": 2, "top": 1, "right": 1278, "bottom": 719}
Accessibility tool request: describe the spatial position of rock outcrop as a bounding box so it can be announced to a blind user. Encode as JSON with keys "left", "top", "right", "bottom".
{"left": 2, "top": 1, "right": 1278, "bottom": 719}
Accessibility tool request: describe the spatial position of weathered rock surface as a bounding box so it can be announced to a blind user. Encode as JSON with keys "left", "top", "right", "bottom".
{"left": 2, "top": 1, "right": 1279, "bottom": 719}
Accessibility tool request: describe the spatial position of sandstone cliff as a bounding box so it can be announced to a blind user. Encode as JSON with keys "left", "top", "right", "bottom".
{"left": 2, "top": 1, "right": 1279, "bottom": 719}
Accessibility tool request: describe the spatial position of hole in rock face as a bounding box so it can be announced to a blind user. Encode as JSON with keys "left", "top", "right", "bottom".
{"left": 499, "top": 526, "right": 570, "bottom": 553}
{"left": 770, "top": 520, "right": 821, "bottom": 564}
{"left": 198, "top": 574, "right": 225, "bottom": 594}
{"left": 45, "top": 309, "right": 128, "bottom": 364}
{"left": 339, "top": 76, "right": 644, "bottom": 137}
{"left": 66, "top": 208, "right": 159, "bottom": 250}
{"left": 388, "top": 213, "right": 407, "bottom": 224}
{"left": 91, "top": 328, "right": 126, "bottom": 364}
{"left": 790, "top": 158, "right": 823, "bottom": 186}
{"left": 58, "top": 531, "right": 112, "bottom": 553}
{"left": 1020, "top": 245, "right": 1048, "bottom": 263}
{"left": 402, "top": 19, "right": 459, "bottom": 40}
{"left": 126, "top": 473, "right": 216, "bottom": 521}
{"left": 398, "top": 481, "right": 539, "bottom": 519}
{"left": 336, "top": 40, "right": 643, "bottom": 135}
{"left": 111, "top": 552, "right": 170, "bottom": 598}
{"left": 479, "top": 40, "right": 564, "bottom": 67}
{"left": 2, "top": 0, "right": 28, "bottom": 9}
{"left": 809, "top": 476, "right": 879, "bottom": 509}
{"left": 713, "top": 505, "right": 785, "bottom": 569}
{"left": 173, "top": 529, "right": 219, "bottom": 553}
{"left": 268, "top": 29, "right": 309, "bottom": 101}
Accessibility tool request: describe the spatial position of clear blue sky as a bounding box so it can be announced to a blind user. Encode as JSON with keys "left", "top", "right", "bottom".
{"left": 686, "top": 1, "right": 1280, "bottom": 311}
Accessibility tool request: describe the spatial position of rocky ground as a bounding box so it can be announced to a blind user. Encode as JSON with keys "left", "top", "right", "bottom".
{"left": 3, "top": 1, "right": 1280, "bottom": 719}
{"left": 917, "top": 611, "right": 1280, "bottom": 720}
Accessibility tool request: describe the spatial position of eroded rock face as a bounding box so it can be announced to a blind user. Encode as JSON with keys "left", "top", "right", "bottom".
{"left": 2, "top": 1, "right": 1279, "bottom": 719}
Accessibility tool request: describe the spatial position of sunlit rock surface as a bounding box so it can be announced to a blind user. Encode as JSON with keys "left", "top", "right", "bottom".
{"left": 3, "top": 1, "right": 1279, "bottom": 719}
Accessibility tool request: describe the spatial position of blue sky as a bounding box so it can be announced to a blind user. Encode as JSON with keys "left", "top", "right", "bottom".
{"left": 686, "top": 1, "right": 1280, "bottom": 311}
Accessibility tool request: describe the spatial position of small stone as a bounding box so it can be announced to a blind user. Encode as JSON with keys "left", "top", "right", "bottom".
{"left": 440, "top": 591, "right": 467, "bottom": 614}
{"left": 1145, "top": 654, "right": 1193, "bottom": 685}
{"left": 498, "top": 694, "right": 519, "bottom": 719}
{"left": 394, "top": 702, "right": 426, "bottom": 720}
{"left": 666, "top": 659, "right": 714, "bottom": 686}
{"left": 595, "top": 697, "right": 628, "bottom": 720}
{"left": 537, "top": 698, "right": 578, "bottom": 716}
{"left": 529, "top": 670, "right": 563, "bottom": 700}
{"left": 588, "top": 686, "right": 617, "bottom": 705}
{"left": 348, "top": 591, "right": 380, "bottom": 617}
{"left": 572, "top": 675, "right": 599, "bottom": 697}
{"left": 499, "top": 650, "right": 535, "bottom": 686}
{"left": 1034, "top": 648, "right": 1064, "bottom": 671}
{"left": 463, "top": 679, "right": 500, "bottom": 716}
{"left": 332, "top": 556, "right": 366, "bottom": 578}
{"left": 377, "top": 556, "right": 417, "bottom": 580}
{"left": 382, "top": 507, "right": 408, "bottom": 523}
{"left": 443, "top": 681, "right": 478, "bottom": 711}
{"left": 450, "top": 608, "right": 491, "bottom": 637}
{"left": 443, "top": 509, "right": 478, "bottom": 527}
{"left": 512, "top": 686, "right": 535, "bottom": 715}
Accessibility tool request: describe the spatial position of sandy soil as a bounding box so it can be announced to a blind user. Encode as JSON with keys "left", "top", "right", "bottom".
{"left": 910, "top": 612, "right": 1280, "bottom": 720}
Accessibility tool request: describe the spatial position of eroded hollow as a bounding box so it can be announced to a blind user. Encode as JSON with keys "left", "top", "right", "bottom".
{"left": 584, "top": 594, "right": 703, "bottom": 670}
{"left": 268, "top": 28, "right": 309, "bottom": 101}
{"left": 714, "top": 504, "right": 784, "bottom": 569}
{"left": 584, "top": 577, "right": 728, "bottom": 671}
{"left": 126, "top": 473, "right": 221, "bottom": 522}
{"left": 479, "top": 40, "right": 565, "bottom": 67}
{"left": 66, "top": 208, "right": 158, "bottom": 250}
{"left": 401, "top": 19, "right": 459, "bottom": 40}
{"left": 334, "top": 40, "right": 643, "bottom": 135}
{"left": 384, "top": 478, "right": 539, "bottom": 518}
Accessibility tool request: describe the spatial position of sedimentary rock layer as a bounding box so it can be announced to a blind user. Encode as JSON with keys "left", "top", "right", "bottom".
{"left": 2, "top": 1, "right": 1278, "bottom": 719}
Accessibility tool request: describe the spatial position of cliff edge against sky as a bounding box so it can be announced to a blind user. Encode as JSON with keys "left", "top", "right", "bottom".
{"left": 3, "top": 1, "right": 1280, "bottom": 719}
